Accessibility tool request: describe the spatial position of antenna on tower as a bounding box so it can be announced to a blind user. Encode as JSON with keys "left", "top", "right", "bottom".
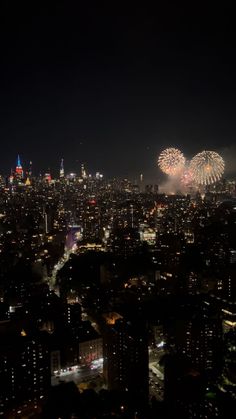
{"left": 17, "top": 154, "right": 21, "bottom": 167}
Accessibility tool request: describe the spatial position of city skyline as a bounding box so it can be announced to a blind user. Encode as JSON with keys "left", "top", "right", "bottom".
{"left": 1, "top": 146, "right": 236, "bottom": 183}
{"left": 1, "top": 4, "right": 236, "bottom": 418}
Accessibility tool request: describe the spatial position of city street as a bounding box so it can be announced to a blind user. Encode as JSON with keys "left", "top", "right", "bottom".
{"left": 51, "top": 365, "right": 103, "bottom": 388}
{"left": 149, "top": 368, "right": 164, "bottom": 402}
{"left": 149, "top": 346, "right": 164, "bottom": 401}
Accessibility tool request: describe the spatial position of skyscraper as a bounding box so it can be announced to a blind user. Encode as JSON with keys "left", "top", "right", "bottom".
{"left": 28, "top": 161, "right": 33, "bottom": 178}
{"left": 103, "top": 315, "right": 149, "bottom": 408}
{"left": 15, "top": 155, "right": 23, "bottom": 179}
{"left": 60, "top": 159, "right": 64, "bottom": 179}
{"left": 0, "top": 321, "right": 50, "bottom": 417}
{"left": 81, "top": 163, "right": 87, "bottom": 179}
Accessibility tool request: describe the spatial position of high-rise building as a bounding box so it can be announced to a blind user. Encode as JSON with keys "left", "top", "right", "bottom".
{"left": 173, "top": 303, "right": 222, "bottom": 378}
{"left": 220, "top": 304, "right": 236, "bottom": 400}
{"left": 81, "top": 163, "right": 87, "bottom": 179}
{"left": 59, "top": 158, "right": 64, "bottom": 179}
{"left": 44, "top": 173, "right": 52, "bottom": 184}
{"left": 139, "top": 173, "right": 144, "bottom": 192}
{"left": 165, "top": 300, "right": 224, "bottom": 418}
{"left": 80, "top": 200, "right": 101, "bottom": 241}
{"left": 78, "top": 321, "right": 103, "bottom": 365}
{"left": 28, "top": 160, "right": 33, "bottom": 178}
{"left": 103, "top": 315, "right": 148, "bottom": 407}
{"left": 0, "top": 321, "right": 50, "bottom": 417}
{"left": 15, "top": 155, "right": 23, "bottom": 179}
{"left": 164, "top": 353, "right": 220, "bottom": 419}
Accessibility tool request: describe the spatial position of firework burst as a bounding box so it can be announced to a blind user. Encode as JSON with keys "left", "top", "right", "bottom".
{"left": 190, "top": 150, "right": 224, "bottom": 185}
{"left": 158, "top": 147, "right": 185, "bottom": 176}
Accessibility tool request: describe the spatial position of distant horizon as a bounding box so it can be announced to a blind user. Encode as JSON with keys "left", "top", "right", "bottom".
{"left": 1, "top": 146, "right": 236, "bottom": 182}
{"left": 1, "top": 163, "right": 236, "bottom": 186}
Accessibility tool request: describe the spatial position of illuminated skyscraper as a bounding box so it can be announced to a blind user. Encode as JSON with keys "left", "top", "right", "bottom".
{"left": 24, "top": 161, "right": 32, "bottom": 186}
{"left": 44, "top": 173, "right": 52, "bottom": 184}
{"left": 60, "top": 158, "right": 64, "bottom": 178}
{"left": 140, "top": 173, "right": 144, "bottom": 192}
{"left": 9, "top": 169, "right": 14, "bottom": 185}
{"left": 43, "top": 207, "right": 48, "bottom": 234}
{"left": 15, "top": 155, "right": 23, "bottom": 179}
{"left": 0, "top": 322, "right": 50, "bottom": 417}
{"left": 103, "top": 316, "right": 148, "bottom": 407}
{"left": 25, "top": 177, "right": 31, "bottom": 186}
{"left": 81, "top": 163, "right": 87, "bottom": 179}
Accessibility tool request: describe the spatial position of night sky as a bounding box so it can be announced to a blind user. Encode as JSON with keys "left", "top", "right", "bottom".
{"left": 1, "top": 2, "right": 236, "bottom": 179}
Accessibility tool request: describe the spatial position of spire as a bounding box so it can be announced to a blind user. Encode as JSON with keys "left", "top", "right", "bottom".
{"left": 15, "top": 155, "right": 23, "bottom": 179}
{"left": 17, "top": 154, "right": 21, "bottom": 167}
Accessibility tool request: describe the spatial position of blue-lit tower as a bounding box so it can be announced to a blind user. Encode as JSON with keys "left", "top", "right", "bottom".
{"left": 15, "top": 155, "right": 23, "bottom": 179}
